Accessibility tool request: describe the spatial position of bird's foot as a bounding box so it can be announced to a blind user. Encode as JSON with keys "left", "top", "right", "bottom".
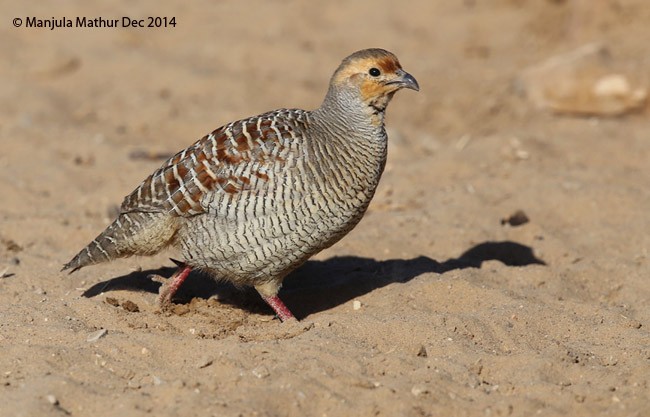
{"left": 152, "top": 274, "right": 174, "bottom": 310}
{"left": 150, "top": 261, "right": 193, "bottom": 310}
{"left": 260, "top": 295, "right": 296, "bottom": 322}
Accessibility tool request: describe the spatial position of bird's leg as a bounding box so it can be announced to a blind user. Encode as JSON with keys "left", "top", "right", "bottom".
{"left": 255, "top": 281, "right": 295, "bottom": 322}
{"left": 153, "top": 259, "right": 192, "bottom": 308}
{"left": 260, "top": 295, "right": 295, "bottom": 322}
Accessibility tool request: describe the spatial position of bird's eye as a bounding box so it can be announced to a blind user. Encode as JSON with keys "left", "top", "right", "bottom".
{"left": 369, "top": 68, "right": 381, "bottom": 77}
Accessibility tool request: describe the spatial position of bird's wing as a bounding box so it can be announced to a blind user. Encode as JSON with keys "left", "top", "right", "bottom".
{"left": 119, "top": 109, "right": 307, "bottom": 217}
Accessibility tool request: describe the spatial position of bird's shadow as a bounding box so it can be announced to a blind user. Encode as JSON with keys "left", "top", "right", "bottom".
{"left": 82, "top": 240, "right": 545, "bottom": 319}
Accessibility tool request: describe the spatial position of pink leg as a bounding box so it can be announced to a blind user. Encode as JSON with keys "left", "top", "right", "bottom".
{"left": 157, "top": 263, "right": 192, "bottom": 306}
{"left": 261, "top": 295, "right": 295, "bottom": 322}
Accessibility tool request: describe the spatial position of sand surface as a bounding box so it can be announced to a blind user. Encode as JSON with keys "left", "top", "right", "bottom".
{"left": 1, "top": 1, "right": 649, "bottom": 416}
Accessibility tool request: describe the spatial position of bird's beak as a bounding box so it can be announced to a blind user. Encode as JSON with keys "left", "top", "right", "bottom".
{"left": 387, "top": 69, "right": 420, "bottom": 91}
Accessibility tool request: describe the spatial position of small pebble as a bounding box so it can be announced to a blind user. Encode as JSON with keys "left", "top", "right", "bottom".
{"left": 105, "top": 297, "right": 120, "bottom": 307}
{"left": 501, "top": 210, "right": 530, "bottom": 227}
{"left": 411, "top": 385, "right": 429, "bottom": 396}
{"left": 121, "top": 300, "right": 140, "bottom": 313}
{"left": 46, "top": 394, "right": 59, "bottom": 406}
{"left": 87, "top": 329, "right": 108, "bottom": 342}
{"left": 352, "top": 300, "right": 362, "bottom": 310}
{"left": 417, "top": 345, "right": 428, "bottom": 358}
{"left": 196, "top": 356, "right": 214, "bottom": 369}
{"left": 252, "top": 366, "right": 270, "bottom": 379}
{"left": 73, "top": 154, "right": 95, "bottom": 166}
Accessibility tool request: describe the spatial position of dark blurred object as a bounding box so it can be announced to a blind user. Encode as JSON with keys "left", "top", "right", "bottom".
{"left": 501, "top": 210, "right": 530, "bottom": 227}
{"left": 128, "top": 149, "right": 174, "bottom": 161}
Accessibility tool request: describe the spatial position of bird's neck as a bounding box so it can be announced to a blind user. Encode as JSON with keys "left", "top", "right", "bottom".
{"left": 308, "top": 87, "right": 389, "bottom": 189}
{"left": 312, "top": 86, "right": 390, "bottom": 140}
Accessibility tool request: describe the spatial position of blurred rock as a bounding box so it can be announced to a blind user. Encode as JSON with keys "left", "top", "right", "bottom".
{"left": 417, "top": 345, "right": 428, "bottom": 357}
{"left": 196, "top": 356, "right": 214, "bottom": 369}
{"left": 129, "top": 149, "right": 174, "bottom": 161}
{"left": 87, "top": 329, "right": 108, "bottom": 342}
{"left": 1, "top": 238, "right": 22, "bottom": 252}
{"left": 501, "top": 210, "right": 530, "bottom": 227}
{"left": 121, "top": 300, "right": 140, "bottom": 313}
{"left": 521, "top": 43, "right": 648, "bottom": 116}
{"left": 252, "top": 365, "right": 270, "bottom": 379}
{"left": 105, "top": 297, "right": 120, "bottom": 307}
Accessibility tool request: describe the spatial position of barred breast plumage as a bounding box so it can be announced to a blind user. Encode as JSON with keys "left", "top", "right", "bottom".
{"left": 63, "top": 48, "right": 419, "bottom": 321}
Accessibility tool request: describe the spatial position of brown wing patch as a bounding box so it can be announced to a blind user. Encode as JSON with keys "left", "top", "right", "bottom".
{"left": 235, "top": 134, "right": 250, "bottom": 152}
{"left": 120, "top": 110, "right": 302, "bottom": 216}
{"left": 169, "top": 152, "right": 184, "bottom": 166}
{"left": 216, "top": 147, "right": 243, "bottom": 164}
{"left": 164, "top": 169, "right": 180, "bottom": 191}
{"left": 223, "top": 183, "right": 238, "bottom": 194}
{"left": 175, "top": 164, "right": 189, "bottom": 180}
{"left": 171, "top": 191, "right": 192, "bottom": 213}
{"left": 196, "top": 169, "right": 215, "bottom": 189}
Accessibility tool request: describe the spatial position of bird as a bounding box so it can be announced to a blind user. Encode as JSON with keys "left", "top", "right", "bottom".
{"left": 63, "top": 48, "right": 419, "bottom": 322}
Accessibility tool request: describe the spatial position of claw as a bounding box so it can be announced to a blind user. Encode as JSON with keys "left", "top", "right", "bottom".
{"left": 169, "top": 258, "right": 186, "bottom": 268}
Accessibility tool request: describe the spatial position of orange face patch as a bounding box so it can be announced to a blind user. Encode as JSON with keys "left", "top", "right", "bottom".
{"left": 359, "top": 78, "right": 393, "bottom": 102}
{"left": 332, "top": 55, "right": 403, "bottom": 102}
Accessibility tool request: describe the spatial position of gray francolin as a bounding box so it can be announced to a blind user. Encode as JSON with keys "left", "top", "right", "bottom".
{"left": 63, "top": 48, "right": 419, "bottom": 321}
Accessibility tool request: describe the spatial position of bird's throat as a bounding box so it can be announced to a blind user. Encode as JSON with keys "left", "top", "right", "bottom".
{"left": 367, "top": 93, "right": 393, "bottom": 127}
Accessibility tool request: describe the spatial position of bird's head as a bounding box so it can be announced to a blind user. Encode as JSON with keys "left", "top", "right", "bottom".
{"left": 327, "top": 48, "right": 419, "bottom": 120}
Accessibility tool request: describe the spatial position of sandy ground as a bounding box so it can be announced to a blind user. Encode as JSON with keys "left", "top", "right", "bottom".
{"left": 1, "top": 1, "right": 649, "bottom": 416}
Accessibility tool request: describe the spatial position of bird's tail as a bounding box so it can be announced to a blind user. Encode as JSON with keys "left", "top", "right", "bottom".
{"left": 62, "top": 211, "right": 178, "bottom": 273}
